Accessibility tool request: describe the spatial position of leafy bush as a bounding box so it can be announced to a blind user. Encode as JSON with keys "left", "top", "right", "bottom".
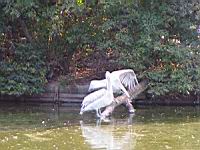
{"left": 73, "top": 0, "right": 200, "bottom": 96}
{"left": 0, "top": 44, "right": 47, "bottom": 95}
{"left": 114, "top": 1, "right": 200, "bottom": 96}
{"left": 1, "top": 0, "right": 200, "bottom": 97}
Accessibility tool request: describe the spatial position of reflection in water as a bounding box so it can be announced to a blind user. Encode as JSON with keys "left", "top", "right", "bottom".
{"left": 1, "top": 103, "right": 200, "bottom": 150}
{"left": 80, "top": 114, "right": 137, "bottom": 150}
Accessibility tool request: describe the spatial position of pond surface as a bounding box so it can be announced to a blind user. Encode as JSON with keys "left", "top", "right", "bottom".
{"left": 0, "top": 102, "right": 200, "bottom": 150}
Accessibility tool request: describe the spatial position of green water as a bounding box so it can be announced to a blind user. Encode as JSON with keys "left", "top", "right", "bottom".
{"left": 0, "top": 103, "right": 200, "bottom": 150}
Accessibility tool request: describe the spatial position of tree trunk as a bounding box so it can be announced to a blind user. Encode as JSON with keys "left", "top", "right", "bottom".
{"left": 101, "top": 79, "right": 149, "bottom": 118}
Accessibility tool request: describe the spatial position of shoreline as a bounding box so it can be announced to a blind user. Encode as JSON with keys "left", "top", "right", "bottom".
{"left": 1, "top": 81, "right": 200, "bottom": 106}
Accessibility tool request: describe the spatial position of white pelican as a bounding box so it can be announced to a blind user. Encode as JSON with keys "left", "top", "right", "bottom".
{"left": 80, "top": 71, "right": 114, "bottom": 118}
{"left": 88, "top": 69, "right": 138, "bottom": 97}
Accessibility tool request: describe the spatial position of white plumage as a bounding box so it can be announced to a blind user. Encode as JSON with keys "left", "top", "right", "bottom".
{"left": 88, "top": 69, "right": 138, "bottom": 97}
{"left": 80, "top": 71, "right": 114, "bottom": 117}
{"left": 80, "top": 88, "right": 106, "bottom": 113}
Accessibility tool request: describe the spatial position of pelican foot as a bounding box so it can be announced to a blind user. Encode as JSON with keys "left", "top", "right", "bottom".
{"left": 129, "top": 108, "right": 135, "bottom": 114}
{"left": 99, "top": 115, "right": 111, "bottom": 123}
{"left": 96, "top": 113, "right": 101, "bottom": 119}
{"left": 101, "top": 118, "right": 111, "bottom": 123}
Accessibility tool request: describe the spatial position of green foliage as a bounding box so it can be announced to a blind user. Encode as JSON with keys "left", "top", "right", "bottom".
{"left": 1, "top": 0, "right": 200, "bottom": 97}
{"left": 0, "top": 44, "right": 47, "bottom": 95}
{"left": 114, "top": 1, "right": 200, "bottom": 96}
{"left": 64, "top": 0, "right": 200, "bottom": 96}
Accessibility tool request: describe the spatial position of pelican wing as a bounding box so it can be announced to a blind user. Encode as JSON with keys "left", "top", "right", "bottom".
{"left": 81, "top": 88, "right": 106, "bottom": 108}
{"left": 118, "top": 69, "right": 138, "bottom": 90}
{"left": 83, "top": 92, "right": 113, "bottom": 112}
{"left": 88, "top": 79, "right": 107, "bottom": 92}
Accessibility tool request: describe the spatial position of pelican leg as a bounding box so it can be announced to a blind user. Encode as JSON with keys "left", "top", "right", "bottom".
{"left": 119, "top": 82, "right": 130, "bottom": 97}
{"left": 132, "top": 82, "right": 135, "bottom": 88}
{"left": 135, "top": 77, "right": 139, "bottom": 85}
{"left": 98, "top": 109, "right": 102, "bottom": 116}
{"left": 126, "top": 97, "right": 132, "bottom": 104}
{"left": 96, "top": 118, "right": 102, "bottom": 126}
{"left": 96, "top": 109, "right": 101, "bottom": 118}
